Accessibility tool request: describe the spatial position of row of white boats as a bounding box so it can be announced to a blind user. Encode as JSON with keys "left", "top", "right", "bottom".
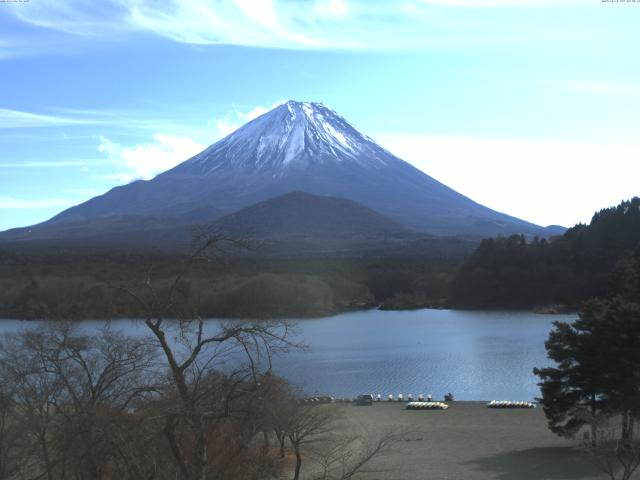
{"left": 486, "top": 400, "right": 536, "bottom": 409}
{"left": 405, "top": 400, "right": 536, "bottom": 411}
{"left": 406, "top": 401, "right": 449, "bottom": 410}
{"left": 378, "top": 394, "right": 436, "bottom": 402}
{"left": 302, "top": 396, "right": 537, "bottom": 408}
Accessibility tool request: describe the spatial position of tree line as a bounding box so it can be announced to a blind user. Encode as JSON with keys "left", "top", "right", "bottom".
{"left": 0, "top": 250, "right": 460, "bottom": 320}
{"left": 452, "top": 197, "right": 640, "bottom": 309}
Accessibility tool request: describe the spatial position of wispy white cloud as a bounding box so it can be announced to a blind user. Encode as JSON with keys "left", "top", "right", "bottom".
{"left": 0, "top": 34, "right": 44, "bottom": 60}
{"left": 420, "top": 0, "right": 580, "bottom": 7}
{"left": 123, "top": 0, "right": 361, "bottom": 48}
{"left": 546, "top": 80, "right": 640, "bottom": 96}
{"left": 93, "top": 102, "right": 279, "bottom": 182}
{"left": 0, "top": 159, "right": 104, "bottom": 168}
{"left": 0, "top": 106, "right": 209, "bottom": 138}
{"left": 98, "top": 133, "right": 206, "bottom": 183}
{"left": 49, "top": 106, "right": 184, "bottom": 130}
{"left": 213, "top": 101, "right": 285, "bottom": 136}
{"left": 0, "top": 27, "right": 83, "bottom": 59}
{"left": 11, "top": 1, "right": 133, "bottom": 37}
{"left": 0, "top": 196, "right": 75, "bottom": 210}
{"left": 0, "top": 38, "right": 16, "bottom": 59}
{"left": 0, "top": 108, "right": 98, "bottom": 128}
{"left": 315, "top": 0, "right": 349, "bottom": 17}
{"left": 376, "top": 133, "right": 640, "bottom": 227}
{"left": 6, "top": 0, "right": 585, "bottom": 52}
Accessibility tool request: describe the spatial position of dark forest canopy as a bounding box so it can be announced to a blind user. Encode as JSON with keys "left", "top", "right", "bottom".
{"left": 452, "top": 197, "right": 640, "bottom": 309}
{"left": 0, "top": 253, "right": 459, "bottom": 320}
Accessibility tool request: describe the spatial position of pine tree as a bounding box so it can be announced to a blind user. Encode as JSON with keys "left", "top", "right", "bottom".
{"left": 534, "top": 299, "right": 640, "bottom": 445}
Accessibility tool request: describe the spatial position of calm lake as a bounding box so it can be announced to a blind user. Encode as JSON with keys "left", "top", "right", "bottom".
{"left": 0, "top": 309, "right": 575, "bottom": 401}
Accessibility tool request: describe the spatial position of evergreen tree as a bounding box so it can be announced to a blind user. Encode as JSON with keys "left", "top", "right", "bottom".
{"left": 534, "top": 302, "right": 609, "bottom": 443}
{"left": 534, "top": 299, "right": 640, "bottom": 444}
{"left": 453, "top": 197, "right": 640, "bottom": 308}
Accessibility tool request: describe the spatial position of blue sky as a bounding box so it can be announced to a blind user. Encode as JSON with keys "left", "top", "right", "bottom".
{"left": 1, "top": 0, "right": 639, "bottom": 231}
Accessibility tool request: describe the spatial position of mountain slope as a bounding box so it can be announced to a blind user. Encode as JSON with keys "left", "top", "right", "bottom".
{"left": 0, "top": 193, "right": 480, "bottom": 258}
{"left": 213, "top": 191, "right": 410, "bottom": 239}
{"left": 2, "top": 101, "right": 561, "bottom": 244}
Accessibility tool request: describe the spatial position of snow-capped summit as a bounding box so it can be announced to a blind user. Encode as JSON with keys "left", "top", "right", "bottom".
{"left": 13, "top": 100, "right": 560, "bottom": 239}
{"left": 175, "top": 100, "right": 389, "bottom": 175}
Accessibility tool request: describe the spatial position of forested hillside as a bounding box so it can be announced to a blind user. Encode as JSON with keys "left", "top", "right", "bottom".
{"left": 452, "top": 197, "right": 640, "bottom": 308}
{"left": 0, "top": 251, "right": 459, "bottom": 320}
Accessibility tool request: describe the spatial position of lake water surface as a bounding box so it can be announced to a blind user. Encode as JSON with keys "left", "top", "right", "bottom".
{"left": 0, "top": 309, "right": 575, "bottom": 401}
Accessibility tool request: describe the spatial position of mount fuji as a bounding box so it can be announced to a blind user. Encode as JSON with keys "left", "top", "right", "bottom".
{"left": 1, "top": 101, "right": 562, "bottom": 250}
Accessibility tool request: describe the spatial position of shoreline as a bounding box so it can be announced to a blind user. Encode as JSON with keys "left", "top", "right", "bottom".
{"left": 0, "top": 304, "right": 579, "bottom": 322}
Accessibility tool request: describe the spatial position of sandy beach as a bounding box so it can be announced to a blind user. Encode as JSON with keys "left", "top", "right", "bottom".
{"left": 321, "top": 401, "right": 607, "bottom": 480}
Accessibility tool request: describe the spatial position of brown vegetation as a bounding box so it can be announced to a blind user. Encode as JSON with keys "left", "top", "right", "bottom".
{"left": 0, "top": 249, "right": 459, "bottom": 320}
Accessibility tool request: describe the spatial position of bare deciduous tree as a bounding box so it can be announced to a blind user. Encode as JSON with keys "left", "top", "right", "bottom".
{"left": 114, "top": 232, "right": 300, "bottom": 480}
{"left": 0, "top": 386, "right": 20, "bottom": 480}
{"left": 286, "top": 403, "right": 339, "bottom": 480}
{"left": 0, "top": 323, "right": 159, "bottom": 480}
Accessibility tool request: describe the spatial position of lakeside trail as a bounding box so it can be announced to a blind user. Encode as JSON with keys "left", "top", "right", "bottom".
{"left": 325, "top": 401, "right": 605, "bottom": 480}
